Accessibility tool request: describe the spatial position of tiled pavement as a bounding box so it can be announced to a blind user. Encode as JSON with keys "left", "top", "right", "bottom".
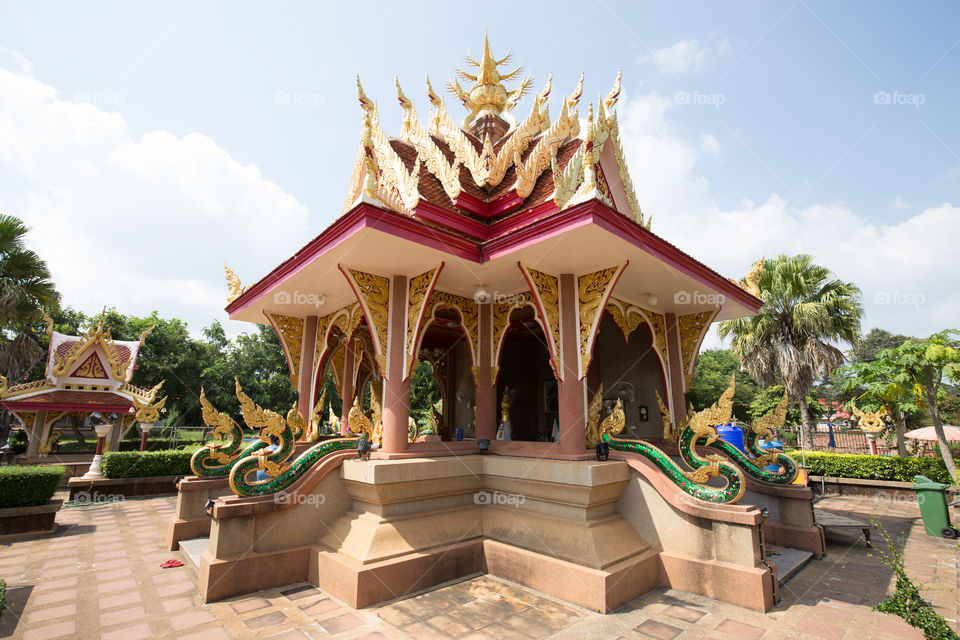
{"left": 0, "top": 493, "right": 956, "bottom": 639}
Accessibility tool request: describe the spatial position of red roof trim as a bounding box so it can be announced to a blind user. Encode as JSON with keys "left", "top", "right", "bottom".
{"left": 227, "top": 199, "right": 762, "bottom": 317}
{"left": 226, "top": 204, "right": 481, "bottom": 315}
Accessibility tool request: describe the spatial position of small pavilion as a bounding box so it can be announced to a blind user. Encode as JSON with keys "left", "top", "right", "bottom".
{"left": 0, "top": 313, "right": 162, "bottom": 457}
{"left": 177, "top": 37, "right": 823, "bottom": 614}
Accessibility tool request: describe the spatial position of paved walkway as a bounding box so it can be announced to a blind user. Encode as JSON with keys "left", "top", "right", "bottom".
{"left": 0, "top": 493, "right": 956, "bottom": 639}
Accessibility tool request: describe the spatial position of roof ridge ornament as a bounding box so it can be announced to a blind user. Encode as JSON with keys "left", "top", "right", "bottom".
{"left": 448, "top": 33, "right": 534, "bottom": 130}
{"left": 396, "top": 76, "right": 462, "bottom": 202}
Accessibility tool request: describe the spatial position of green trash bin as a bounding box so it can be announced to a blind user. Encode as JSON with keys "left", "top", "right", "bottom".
{"left": 911, "top": 475, "right": 957, "bottom": 539}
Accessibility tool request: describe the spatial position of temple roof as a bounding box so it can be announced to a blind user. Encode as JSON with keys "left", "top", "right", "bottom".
{"left": 340, "top": 36, "right": 648, "bottom": 230}
{"left": 0, "top": 312, "right": 164, "bottom": 413}
{"left": 224, "top": 37, "right": 763, "bottom": 325}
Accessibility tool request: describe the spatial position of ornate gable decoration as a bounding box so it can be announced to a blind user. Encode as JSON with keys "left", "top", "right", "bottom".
{"left": 340, "top": 35, "right": 650, "bottom": 230}
{"left": 48, "top": 312, "right": 153, "bottom": 383}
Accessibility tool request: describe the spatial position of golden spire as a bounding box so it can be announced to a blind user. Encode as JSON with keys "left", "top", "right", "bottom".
{"left": 447, "top": 33, "right": 534, "bottom": 129}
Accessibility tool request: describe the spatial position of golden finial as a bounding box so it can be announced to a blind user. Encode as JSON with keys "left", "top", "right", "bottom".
{"left": 225, "top": 263, "right": 246, "bottom": 303}
{"left": 133, "top": 394, "right": 166, "bottom": 424}
{"left": 138, "top": 324, "right": 155, "bottom": 347}
{"left": 356, "top": 75, "right": 374, "bottom": 113}
{"left": 42, "top": 310, "right": 54, "bottom": 338}
{"left": 448, "top": 34, "right": 534, "bottom": 128}
{"left": 604, "top": 68, "right": 622, "bottom": 112}
{"left": 425, "top": 74, "right": 441, "bottom": 108}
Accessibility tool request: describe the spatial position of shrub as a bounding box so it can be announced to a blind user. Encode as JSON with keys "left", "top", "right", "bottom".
{"left": 0, "top": 577, "right": 5, "bottom": 619}
{"left": 0, "top": 466, "right": 65, "bottom": 508}
{"left": 787, "top": 451, "right": 952, "bottom": 484}
{"left": 101, "top": 447, "right": 200, "bottom": 479}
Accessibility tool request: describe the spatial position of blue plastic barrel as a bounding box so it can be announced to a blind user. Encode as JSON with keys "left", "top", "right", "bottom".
{"left": 758, "top": 438, "right": 784, "bottom": 472}
{"left": 716, "top": 423, "right": 745, "bottom": 452}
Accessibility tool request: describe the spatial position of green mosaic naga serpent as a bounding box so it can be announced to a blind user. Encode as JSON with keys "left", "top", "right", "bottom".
{"left": 229, "top": 380, "right": 360, "bottom": 497}
{"left": 189, "top": 388, "right": 267, "bottom": 477}
{"left": 597, "top": 385, "right": 746, "bottom": 504}
{"left": 683, "top": 375, "right": 798, "bottom": 485}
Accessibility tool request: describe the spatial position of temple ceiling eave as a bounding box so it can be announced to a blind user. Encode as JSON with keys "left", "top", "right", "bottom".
{"left": 225, "top": 201, "right": 760, "bottom": 326}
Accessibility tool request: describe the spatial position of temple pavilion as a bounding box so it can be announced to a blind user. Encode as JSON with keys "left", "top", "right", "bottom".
{"left": 0, "top": 312, "right": 163, "bottom": 457}
{"left": 176, "top": 37, "right": 823, "bottom": 614}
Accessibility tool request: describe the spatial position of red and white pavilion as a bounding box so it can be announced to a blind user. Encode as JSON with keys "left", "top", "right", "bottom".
{"left": 0, "top": 313, "right": 161, "bottom": 457}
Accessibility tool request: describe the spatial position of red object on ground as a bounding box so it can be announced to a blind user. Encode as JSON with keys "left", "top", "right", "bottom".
{"left": 160, "top": 559, "right": 184, "bottom": 568}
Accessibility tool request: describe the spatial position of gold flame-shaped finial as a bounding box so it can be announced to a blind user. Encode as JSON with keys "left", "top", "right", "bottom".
{"left": 447, "top": 33, "right": 534, "bottom": 129}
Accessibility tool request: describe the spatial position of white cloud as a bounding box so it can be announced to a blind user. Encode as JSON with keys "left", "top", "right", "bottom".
{"left": 0, "top": 59, "right": 309, "bottom": 336}
{"left": 640, "top": 39, "right": 710, "bottom": 75}
{"left": 619, "top": 89, "right": 960, "bottom": 346}
{"left": 699, "top": 134, "right": 720, "bottom": 158}
{"left": 891, "top": 195, "right": 911, "bottom": 209}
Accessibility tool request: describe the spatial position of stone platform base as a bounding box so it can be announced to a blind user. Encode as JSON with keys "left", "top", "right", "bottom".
{"left": 192, "top": 455, "right": 813, "bottom": 612}
{"left": 68, "top": 475, "right": 180, "bottom": 501}
{"left": 0, "top": 500, "right": 62, "bottom": 539}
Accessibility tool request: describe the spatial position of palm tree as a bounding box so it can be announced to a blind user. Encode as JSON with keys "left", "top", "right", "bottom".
{"left": 0, "top": 213, "right": 59, "bottom": 381}
{"left": 719, "top": 254, "right": 863, "bottom": 450}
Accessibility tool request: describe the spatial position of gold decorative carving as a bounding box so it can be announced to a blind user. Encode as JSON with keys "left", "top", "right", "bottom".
{"left": 396, "top": 78, "right": 461, "bottom": 202}
{"left": 235, "top": 379, "right": 293, "bottom": 477}
{"left": 405, "top": 266, "right": 443, "bottom": 379}
{"left": 585, "top": 383, "right": 604, "bottom": 448}
{"left": 752, "top": 393, "right": 789, "bottom": 466}
{"left": 851, "top": 404, "right": 888, "bottom": 432}
{"left": 595, "top": 69, "right": 647, "bottom": 227}
{"left": 72, "top": 353, "right": 106, "bottom": 378}
{"left": 741, "top": 257, "right": 765, "bottom": 299}
{"left": 199, "top": 387, "right": 241, "bottom": 464}
{"left": 286, "top": 403, "right": 305, "bottom": 440}
{"left": 347, "top": 396, "right": 373, "bottom": 440}
{"left": 351, "top": 77, "right": 421, "bottom": 214}
{"left": 577, "top": 264, "right": 626, "bottom": 379}
{"left": 655, "top": 389, "right": 675, "bottom": 442}
{"left": 225, "top": 263, "right": 247, "bottom": 303}
{"left": 484, "top": 73, "right": 553, "bottom": 186}
{"left": 267, "top": 313, "right": 304, "bottom": 387}
{"left": 329, "top": 342, "right": 345, "bottom": 396}
{"left": 51, "top": 312, "right": 134, "bottom": 382}
{"left": 552, "top": 144, "right": 584, "bottom": 209}
{"left": 133, "top": 390, "right": 166, "bottom": 424}
{"left": 308, "top": 387, "right": 327, "bottom": 442}
{"left": 518, "top": 264, "right": 562, "bottom": 380}
{"left": 447, "top": 33, "right": 534, "bottom": 129}
{"left": 515, "top": 72, "right": 583, "bottom": 199}
{"left": 678, "top": 310, "right": 719, "bottom": 389}
{"left": 341, "top": 268, "right": 390, "bottom": 377}
{"left": 488, "top": 291, "right": 537, "bottom": 386}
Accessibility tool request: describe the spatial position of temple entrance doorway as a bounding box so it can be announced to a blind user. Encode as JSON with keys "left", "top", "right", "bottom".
{"left": 496, "top": 307, "right": 556, "bottom": 442}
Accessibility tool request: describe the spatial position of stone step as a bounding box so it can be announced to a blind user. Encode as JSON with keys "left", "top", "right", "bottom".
{"left": 766, "top": 544, "right": 814, "bottom": 586}
{"left": 179, "top": 537, "right": 209, "bottom": 571}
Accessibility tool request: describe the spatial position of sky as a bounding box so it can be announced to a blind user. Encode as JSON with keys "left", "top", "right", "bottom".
{"left": 1, "top": 1, "right": 958, "bottom": 347}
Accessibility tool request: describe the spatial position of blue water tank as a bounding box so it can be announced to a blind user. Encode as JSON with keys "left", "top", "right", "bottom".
{"left": 758, "top": 438, "right": 784, "bottom": 472}
{"left": 716, "top": 423, "right": 745, "bottom": 452}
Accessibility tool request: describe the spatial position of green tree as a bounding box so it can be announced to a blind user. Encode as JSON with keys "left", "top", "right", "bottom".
{"left": 686, "top": 348, "right": 757, "bottom": 421}
{"left": 878, "top": 331, "right": 959, "bottom": 482}
{"left": 0, "top": 214, "right": 59, "bottom": 381}
{"left": 840, "top": 355, "right": 921, "bottom": 457}
{"left": 849, "top": 328, "right": 911, "bottom": 364}
{"left": 719, "top": 254, "right": 863, "bottom": 450}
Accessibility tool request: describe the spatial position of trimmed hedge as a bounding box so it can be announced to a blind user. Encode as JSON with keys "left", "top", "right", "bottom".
{"left": 0, "top": 466, "right": 65, "bottom": 509}
{"left": 101, "top": 447, "right": 199, "bottom": 479}
{"left": 0, "top": 577, "right": 5, "bottom": 619}
{"left": 788, "top": 451, "right": 953, "bottom": 484}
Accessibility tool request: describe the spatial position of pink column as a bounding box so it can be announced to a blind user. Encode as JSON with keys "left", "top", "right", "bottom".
{"left": 664, "top": 313, "right": 687, "bottom": 429}
{"left": 298, "top": 316, "right": 318, "bottom": 426}
{"left": 339, "top": 340, "right": 356, "bottom": 436}
{"left": 139, "top": 429, "right": 149, "bottom": 451}
{"left": 557, "top": 274, "right": 587, "bottom": 456}
{"left": 475, "top": 302, "right": 496, "bottom": 441}
{"left": 380, "top": 275, "right": 410, "bottom": 454}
